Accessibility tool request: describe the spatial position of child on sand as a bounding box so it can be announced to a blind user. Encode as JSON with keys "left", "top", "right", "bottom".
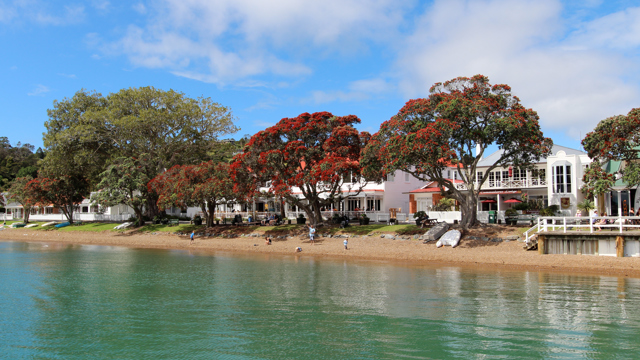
{"left": 190, "top": 231, "right": 195, "bottom": 244}
{"left": 343, "top": 239, "right": 348, "bottom": 250}
{"left": 308, "top": 224, "right": 315, "bottom": 245}
{"left": 265, "top": 236, "right": 272, "bottom": 245}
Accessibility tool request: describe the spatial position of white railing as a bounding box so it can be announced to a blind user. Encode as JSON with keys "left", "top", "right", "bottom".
{"left": 455, "top": 179, "right": 547, "bottom": 191}
{"left": 525, "top": 216, "right": 640, "bottom": 242}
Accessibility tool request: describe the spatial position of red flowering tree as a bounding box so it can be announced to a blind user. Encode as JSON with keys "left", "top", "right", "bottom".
{"left": 582, "top": 108, "right": 640, "bottom": 196}
{"left": 26, "top": 175, "right": 89, "bottom": 224}
{"left": 7, "top": 176, "right": 37, "bottom": 223}
{"left": 362, "top": 75, "right": 552, "bottom": 229}
{"left": 149, "top": 161, "right": 235, "bottom": 227}
{"left": 231, "top": 112, "right": 370, "bottom": 226}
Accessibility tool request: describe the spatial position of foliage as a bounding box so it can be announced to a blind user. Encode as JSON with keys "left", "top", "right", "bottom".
{"left": 231, "top": 111, "right": 371, "bottom": 225}
{"left": 504, "top": 208, "right": 518, "bottom": 217}
{"left": 582, "top": 108, "right": 640, "bottom": 194}
{"left": 362, "top": 75, "right": 552, "bottom": 229}
{"left": 0, "top": 137, "right": 42, "bottom": 191}
{"left": 26, "top": 175, "right": 89, "bottom": 224}
{"left": 576, "top": 199, "right": 595, "bottom": 215}
{"left": 413, "top": 210, "right": 427, "bottom": 219}
{"left": 433, "top": 198, "right": 456, "bottom": 212}
{"left": 43, "top": 87, "right": 239, "bottom": 218}
{"left": 92, "top": 156, "right": 151, "bottom": 226}
{"left": 513, "top": 202, "right": 529, "bottom": 211}
{"left": 539, "top": 205, "right": 560, "bottom": 217}
{"left": 6, "top": 176, "right": 36, "bottom": 223}
{"left": 148, "top": 161, "right": 236, "bottom": 227}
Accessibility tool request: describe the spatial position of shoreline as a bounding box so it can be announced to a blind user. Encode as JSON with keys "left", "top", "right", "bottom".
{"left": 2, "top": 228, "right": 640, "bottom": 278}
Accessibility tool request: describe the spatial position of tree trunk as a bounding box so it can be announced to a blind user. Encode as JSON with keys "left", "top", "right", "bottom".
{"left": 62, "top": 205, "right": 74, "bottom": 224}
{"left": 133, "top": 206, "right": 145, "bottom": 226}
{"left": 145, "top": 195, "right": 160, "bottom": 219}
{"left": 312, "top": 201, "right": 323, "bottom": 225}
{"left": 459, "top": 192, "right": 478, "bottom": 230}
{"left": 206, "top": 202, "right": 216, "bottom": 227}
{"left": 23, "top": 207, "right": 31, "bottom": 223}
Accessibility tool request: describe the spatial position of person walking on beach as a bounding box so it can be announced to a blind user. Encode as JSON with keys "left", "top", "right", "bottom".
{"left": 308, "top": 224, "right": 316, "bottom": 245}
{"left": 190, "top": 230, "right": 195, "bottom": 244}
{"left": 343, "top": 238, "right": 348, "bottom": 250}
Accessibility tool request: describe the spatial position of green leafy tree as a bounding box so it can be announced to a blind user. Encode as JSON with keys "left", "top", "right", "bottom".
{"left": 582, "top": 108, "right": 640, "bottom": 196}
{"left": 92, "top": 156, "right": 151, "bottom": 226}
{"left": 43, "top": 87, "right": 239, "bottom": 218}
{"left": 362, "top": 75, "right": 553, "bottom": 229}
{"left": 7, "top": 176, "right": 36, "bottom": 223}
{"left": 231, "top": 112, "right": 370, "bottom": 226}
{"left": 0, "top": 137, "right": 41, "bottom": 190}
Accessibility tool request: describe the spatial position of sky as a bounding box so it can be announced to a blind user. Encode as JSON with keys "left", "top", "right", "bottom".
{"left": 1, "top": 0, "right": 640, "bottom": 152}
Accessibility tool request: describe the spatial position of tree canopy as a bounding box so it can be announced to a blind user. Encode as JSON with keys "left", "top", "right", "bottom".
{"left": 0, "top": 137, "right": 42, "bottom": 191}
{"left": 42, "top": 87, "right": 239, "bottom": 219}
{"left": 362, "top": 75, "right": 552, "bottom": 229}
{"left": 26, "top": 175, "right": 89, "bottom": 224}
{"left": 582, "top": 108, "right": 640, "bottom": 197}
{"left": 149, "top": 161, "right": 236, "bottom": 227}
{"left": 231, "top": 112, "right": 370, "bottom": 225}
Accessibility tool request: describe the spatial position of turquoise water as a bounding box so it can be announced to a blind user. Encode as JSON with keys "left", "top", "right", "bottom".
{"left": 1, "top": 241, "right": 640, "bottom": 359}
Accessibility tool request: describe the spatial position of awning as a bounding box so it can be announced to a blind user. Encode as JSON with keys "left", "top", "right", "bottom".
{"left": 481, "top": 199, "right": 497, "bottom": 204}
{"left": 503, "top": 198, "right": 523, "bottom": 203}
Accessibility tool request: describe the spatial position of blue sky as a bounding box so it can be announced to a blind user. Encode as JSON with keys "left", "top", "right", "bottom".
{"left": 2, "top": 0, "right": 640, "bottom": 152}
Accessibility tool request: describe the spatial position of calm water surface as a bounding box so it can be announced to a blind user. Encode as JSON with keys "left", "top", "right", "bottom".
{"left": 1, "top": 240, "right": 640, "bottom": 359}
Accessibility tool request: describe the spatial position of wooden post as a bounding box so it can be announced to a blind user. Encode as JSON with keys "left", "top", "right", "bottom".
{"left": 538, "top": 235, "right": 545, "bottom": 255}
{"left": 616, "top": 236, "right": 625, "bottom": 257}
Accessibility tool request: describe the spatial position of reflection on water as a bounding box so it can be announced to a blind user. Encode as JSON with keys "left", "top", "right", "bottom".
{"left": 1, "top": 240, "right": 640, "bottom": 359}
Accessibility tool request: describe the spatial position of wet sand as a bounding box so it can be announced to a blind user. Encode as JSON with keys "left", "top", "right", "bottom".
{"left": 2, "top": 226, "right": 640, "bottom": 278}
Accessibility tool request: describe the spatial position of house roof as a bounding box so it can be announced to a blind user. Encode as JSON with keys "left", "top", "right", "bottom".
{"left": 407, "top": 179, "right": 462, "bottom": 194}
{"left": 477, "top": 145, "right": 585, "bottom": 167}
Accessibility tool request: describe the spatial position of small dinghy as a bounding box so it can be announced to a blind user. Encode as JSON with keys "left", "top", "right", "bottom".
{"left": 114, "top": 222, "right": 133, "bottom": 230}
{"left": 41, "top": 222, "right": 57, "bottom": 227}
{"left": 436, "top": 230, "right": 461, "bottom": 248}
{"left": 25, "top": 224, "right": 39, "bottom": 228}
{"left": 54, "top": 222, "right": 70, "bottom": 228}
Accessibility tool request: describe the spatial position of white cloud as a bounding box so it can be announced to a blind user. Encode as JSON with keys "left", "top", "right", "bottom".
{"left": 28, "top": 84, "right": 50, "bottom": 96}
{"left": 0, "top": 1, "right": 85, "bottom": 25}
{"left": 132, "top": 3, "right": 146, "bottom": 14}
{"left": 103, "top": 0, "right": 412, "bottom": 85}
{"left": 306, "top": 78, "right": 393, "bottom": 104}
{"left": 395, "top": 0, "right": 640, "bottom": 141}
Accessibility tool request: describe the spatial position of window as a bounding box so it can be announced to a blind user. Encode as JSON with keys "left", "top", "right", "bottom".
{"left": 477, "top": 172, "right": 483, "bottom": 182}
{"left": 405, "top": 173, "right": 410, "bottom": 182}
{"left": 387, "top": 173, "right": 395, "bottom": 182}
{"left": 502, "top": 170, "right": 509, "bottom": 181}
{"left": 513, "top": 168, "right": 525, "bottom": 181}
{"left": 489, "top": 172, "right": 496, "bottom": 187}
{"left": 552, "top": 164, "right": 572, "bottom": 193}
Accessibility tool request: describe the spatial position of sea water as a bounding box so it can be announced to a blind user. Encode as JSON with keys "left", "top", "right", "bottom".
{"left": 1, "top": 240, "right": 639, "bottom": 359}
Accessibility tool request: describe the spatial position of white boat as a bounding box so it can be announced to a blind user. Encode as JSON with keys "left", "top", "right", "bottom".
{"left": 41, "top": 222, "right": 57, "bottom": 227}
{"left": 25, "top": 224, "right": 39, "bottom": 228}
{"left": 114, "top": 222, "right": 134, "bottom": 230}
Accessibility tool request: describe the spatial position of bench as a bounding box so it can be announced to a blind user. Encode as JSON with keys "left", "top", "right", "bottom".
{"left": 168, "top": 219, "right": 180, "bottom": 226}
{"left": 506, "top": 216, "right": 538, "bottom": 226}
{"left": 419, "top": 218, "right": 439, "bottom": 228}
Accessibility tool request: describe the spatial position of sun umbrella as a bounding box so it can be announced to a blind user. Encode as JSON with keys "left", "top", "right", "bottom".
{"left": 504, "top": 198, "right": 523, "bottom": 203}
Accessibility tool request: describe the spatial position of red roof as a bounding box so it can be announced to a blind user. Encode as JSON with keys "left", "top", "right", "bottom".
{"left": 408, "top": 179, "right": 462, "bottom": 194}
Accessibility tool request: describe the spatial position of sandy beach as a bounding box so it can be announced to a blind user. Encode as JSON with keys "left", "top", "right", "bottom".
{"left": 2, "top": 225, "right": 640, "bottom": 278}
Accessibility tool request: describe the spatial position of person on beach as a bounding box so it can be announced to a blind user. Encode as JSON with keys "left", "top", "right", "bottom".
{"left": 190, "top": 231, "right": 195, "bottom": 244}
{"left": 295, "top": 247, "right": 302, "bottom": 252}
{"left": 265, "top": 236, "right": 272, "bottom": 245}
{"left": 308, "top": 224, "right": 316, "bottom": 245}
{"left": 343, "top": 238, "right": 348, "bottom": 250}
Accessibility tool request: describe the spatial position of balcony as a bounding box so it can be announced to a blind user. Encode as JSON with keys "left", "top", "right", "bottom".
{"left": 455, "top": 179, "right": 547, "bottom": 191}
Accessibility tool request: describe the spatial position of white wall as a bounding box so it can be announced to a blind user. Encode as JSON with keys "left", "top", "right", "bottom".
{"left": 383, "top": 169, "right": 429, "bottom": 212}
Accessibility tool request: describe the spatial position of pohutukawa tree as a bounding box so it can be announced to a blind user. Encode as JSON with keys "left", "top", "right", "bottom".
{"left": 362, "top": 75, "right": 552, "bottom": 230}
{"left": 149, "top": 161, "right": 236, "bottom": 227}
{"left": 231, "top": 112, "right": 371, "bottom": 226}
{"left": 582, "top": 108, "right": 640, "bottom": 197}
{"left": 26, "top": 175, "right": 89, "bottom": 224}
{"left": 7, "top": 176, "right": 36, "bottom": 223}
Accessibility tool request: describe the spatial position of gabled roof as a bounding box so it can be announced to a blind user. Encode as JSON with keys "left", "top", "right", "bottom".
{"left": 407, "top": 179, "right": 462, "bottom": 194}
{"left": 477, "top": 145, "right": 586, "bottom": 167}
